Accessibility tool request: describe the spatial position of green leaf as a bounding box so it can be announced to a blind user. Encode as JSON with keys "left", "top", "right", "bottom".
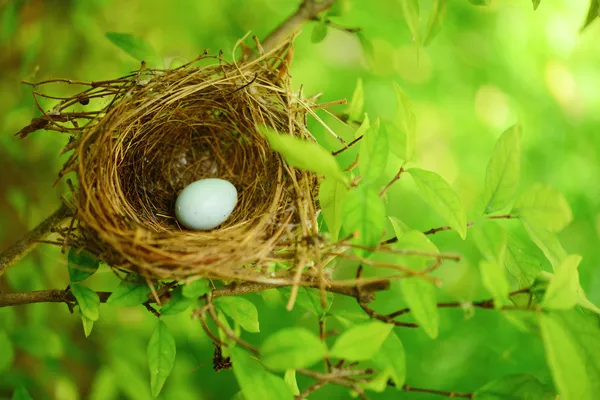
{"left": 319, "top": 178, "right": 349, "bottom": 241}
{"left": 472, "top": 220, "right": 507, "bottom": 263}
{"left": 469, "top": 0, "right": 491, "bottom": 5}
{"left": 106, "top": 278, "right": 151, "bottom": 307}
{"left": 514, "top": 183, "right": 572, "bottom": 233}
{"left": 147, "top": 320, "right": 176, "bottom": 398}
{"left": 311, "top": 20, "right": 328, "bottom": 43}
{"left": 359, "top": 118, "right": 388, "bottom": 182}
{"left": 372, "top": 331, "right": 406, "bottom": 388}
{"left": 341, "top": 185, "right": 387, "bottom": 257}
{"left": 482, "top": 125, "right": 521, "bottom": 214}
{"left": 12, "top": 386, "right": 33, "bottom": 400}
{"left": 259, "top": 126, "right": 348, "bottom": 184}
{"left": 71, "top": 283, "right": 100, "bottom": 321}
{"left": 480, "top": 259, "right": 511, "bottom": 309}
{"left": 408, "top": 168, "right": 467, "bottom": 239}
{"left": 330, "top": 321, "right": 393, "bottom": 361}
{"left": 389, "top": 83, "right": 416, "bottom": 161}
{"left": 161, "top": 287, "right": 195, "bottom": 316}
{"left": 400, "top": 278, "right": 439, "bottom": 338}
{"left": 260, "top": 328, "right": 327, "bottom": 371}
{"left": 389, "top": 216, "right": 410, "bottom": 239}
{"left": 399, "top": 0, "right": 420, "bottom": 44}
{"left": 230, "top": 347, "right": 294, "bottom": 400}
{"left": 80, "top": 311, "right": 94, "bottom": 338}
{"left": 542, "top": 255, "right": 581, "bottom": 310}
{"left": 89, "top": 367, "right": 119, "bottom": 400}
{"left": 0, "top": 330, "right": 14, "bottom": 373}
{"left": 278, "top": 287, "right": 334, "bottom": 317}
{"left": 532, "top": 0, "right": 542, "bottom": 10}
{"left": 354, "top": 113, "right": 370, "bottom": 139}
{"left": 329, "top": 0, "right": 351, "bottom": 16}
{"left": 68, "top": 248, "right": 100, "bottom": 283}
{"left": 347, "top": 79, "right": 364, "bottom": 122}
{"left": 284, "top": 369, "right": 300, "bottom": 396}
{"left": 356, "top": 32, "right": 375, "bottom": 69}
{"left": 476, "top": 374, "right": 556, "bottom": 399}
{"left": 424, "top": 0, "right": 447, "bottom": 46}
{"left": 105, "top": 32, "right": 162, "bottom": 67}
{"left": 521, "top": 220, "right": 567, "bottom": 268}
{"left": 13, "top": 325, "right": 63, "bottom": 358}
{"left": 539, "top": 310, "right": 600, "bottom": 400}
{"left": 395, "top": 230, "right": 439, "bottom": 268}
{"left": 581, "top": 0, "right": 599, "bottom": 32}
{"left": 215, "top": 297, "right": 260, "bottom": 333}
{"left": 505, "top": 233, "right": 542, "bottom": 288}
{"left": 577, "top": 287, "right": 600, "bottom": 314}
{"left": 182, "top": 279, "right": 210, "bottom": 298}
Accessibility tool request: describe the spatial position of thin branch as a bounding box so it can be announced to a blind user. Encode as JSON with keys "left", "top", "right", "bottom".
{"left": 379, "top": 167, "right": 405, "bottom": 197}
{"left": 401, "top": 384, "right": 474, "bottom": 399}
{"left": 332, "top": 135, "right": 363, "bottom": 156}
{"left": 0, "top": 203, "right": 73, "bottom": 278}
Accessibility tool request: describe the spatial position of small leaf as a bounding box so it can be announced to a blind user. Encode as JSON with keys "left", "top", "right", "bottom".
{"left": 542, "top": 255, "right": 581, "bottom": 310}
{"left": 80, "top": 311, "right": 94, "bottom": 338}
{"left": 106, "top": 278, "right": 151, "bottom": 307}
{"left": 388, "top": 83, "right": 416, "bottom": 161}
{"left": 230, "top": 347, "right": 294, "bottom": 400}
{"left": 505, "top": 233, "right": 542, "bottom": 288}
{"left": 105, "top": 32, "right": 162, "bottom": 67}
{"left": 479, "top": 259, "right": 511, "bottom": 309}
{"left": 408, "top": 168, "right": 467, "bottom": 239}
{"left": 161, "top": 287, "right": 195, "bottom": 316}
{"left": 260, "top": 328, "right": 327, "bottom": 371}
{"left": 342, "top": 185, "right": 387, "bottom": 258}
{"left": 347, "top": 79, "right": 364, "bottom": 122}
{"left": 469, "top": 0, "right": 491, "bottom": 5}
{"left": 147, "top": 320, "right": 176, "bottom": 398}
{"left": 539, "top": 310, "right": 600, "bottom": 400}
{"left": 319, "top": 178, "right": 349, "bottom": 241}
{"left": 400, "top": 278, "right": 439, "bottom": 338}
{"left": 71, "top": 283, "right": 100, "bottom": 321}
{"left": 532, "top": 0, "right": 542, "bottom": 10}
{"left": 354, "top": 113, "right": 370, "bottom": 139}
{"left": 395, "top": 230, "right": 439, "bottom": 269}
{"left": 182, "top": 279, "right": 210, "bottom": 298}
{"left": 284, "top": 370, "right": 300, "bottom": 396}
{"left": 581, "top": 0, "right": 599, "bottom": 32}
{"left": 424, "top": 0, "right": 448, "bottom": 46}
{"left": 329, "top": 0, "right": 351, "bottom": 16}
{"left": 476, "top": 374, "right": 556, "bottom": 399}
{"left": 399, "top": 0, "right": 420, "bottom": 44}
{"left": 472, "top": 220, "right": 508, "bottom": 263}
{"left": 68, "top": 248, "right": 100, "bottom": 283}
{"left": 482, "top": 125, "right": 521, "bottom": 214}
{"left": 12, "top": 386, "right": 34, "bottom": 400}
{"left": 215, "top": 297, "right": 260, "bottom": 333}
{"left": 356, "top": 32, "right": 375, "bottom": 69}
{"left": 259, "top": 126, "right": 348, "bottom": 184}
{"left": 389, "top": 216, "right": 410, "bottom": 239}
{"left": 514, "top": 183, "right": 572, "bottom": 233}
{"left": 372, "top": 331, "right": 406, "bottom": 388}
{"left": 577, "top": 286, "right": 600, "bottom": 314}
{"left": 521, "top": 220, "right": 567, "bottom": 268}
{"left": 278, "top": 287, "right": 334, "bottom": 317}
{"left": 359, "top": 118, "right": 388, "bottom": 182}
{"left": 330, "top": 321, "right": 393, "bottom": 361}
{"left": 0, "top": 330, "right": 14, "bottom": 372}
{"left": 311, "top": 20, "right": 328, "bottom": 43}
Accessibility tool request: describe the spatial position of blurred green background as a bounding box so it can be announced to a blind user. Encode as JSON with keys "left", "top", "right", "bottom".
{"left": 1, "top": 0, "right": 599, "bottom": 398}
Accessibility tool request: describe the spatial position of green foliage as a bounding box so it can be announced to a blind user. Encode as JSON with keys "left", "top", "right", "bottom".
{"left": 318, "top": 178, "right": 349, "bottom": 241}
{"left": 514, "top": 183, "right": 572, "bottom": 233}
{"left": 80, "top": 310, "right": 94, "bottom": 338}
{"left": 532, "top": 0, "right": 542, "bottom": 10}
{"left": 372, "top": 331, "right": 406, "bottom": 388}
{"left": 356, "top": 31, "right": 375, "bottom": 69}
{"left": 259, "top": 126, "right": 348, "bottom": 184}
{"left": 476, "top": 374, "right": 555, "bottom": 399}
{"left": 0, "top": 330, "right": 14, "bottom": 373}
{"left": 330, "top": 321, "right": 393, "bottom": 361}
{"left": 260, "top": 327, "right": 327, "bottom": 371}
{"left": 215, "top": 297, "right": 260, "bottom": 333}
{"left": 107, "top": 276, "right": 151, "bottom": 307}
{"left": 399, "top": 0, "right": 420, "bottom": 44}
{"left": 13, "top": 325, "right": 63, "bottom": 358}
{"left": 505, "top": 233, "right": 542, "bottom": 288}
{"left": 71, "top": 283, "right": 100, "bottom": 321}
{"left": 359, "top": 118, "right": 388, "bottom": 182}
{"left": 424, "top": 0, "right": 448, "bottom": 46}
{"left": 182, "top": 278, "right": 210, "bottom": 298}
{"left": 347, "top": 79, "right": 364, "bottom": 122}
{"left": 311, "top": 19, "right": 328, "bottom": 43}
{"left": 479, "top": 259, "right": 511, "bottom": 308}
{"left": 469, "top": 0, "right": 491, "bottom": 5}
{"left": 408, "top": 168, "right": 467, "bottom": 239}
{"left": 284, "top": 369, "right": 300, "bottom": 395}
{"left": 581, "top": 0, "right": 599, "bottom": 31}
{"left": 11, "top": 387, "right": 33, "bottom": 400}
{"left": 389, "top": 83, "right": 416, "bottom": 161}
{"left": 68, "top": 248, "right": 100, "bottom": 283}
{"left": 161, "top": 287, "right": 195, "bottom": 315}
{"left": 147, "top": 320, "right": 176, "bottom": 398}
{"left": 279, "top": 287, "right": 334, "bottom": 317}
{"left": 105, "top": 32, "right": 162, "bottom": 67}
{"left": 541, "top": 254, "right": 581, "bottom": 310}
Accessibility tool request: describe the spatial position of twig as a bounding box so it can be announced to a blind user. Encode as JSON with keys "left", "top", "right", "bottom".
{"left": 379, "top": 167, "right": 405, "bottom": 197}
{"left": 401, "top": 384, "right": 474, "bottom": 399}
{"left": 0, "top": 202, "right": 73, "bottom": 277}
{"left": 332, "top": 135, "right": 363, "bottom": 156}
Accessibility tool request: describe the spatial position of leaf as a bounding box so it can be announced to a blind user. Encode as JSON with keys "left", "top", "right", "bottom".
{"left": 284, "top": 370, "right": 300, "bottom": 396}
{"left": 68, "top": 248, "right": 100, "bottom": 283}
{"left": 260, "top": 328, "right": 327, "bottom": 371}
{"left": 469, "top": 0, "right": 491, "bottom": 5}
{"left": 12, "top": 386, "right": 33, "bottom": 400}
{"left": 359, "top": 118, "right": 388, "bottom": 182}
{"left": 480, "top": 260, "right": 511, "bottom": 309}
{"left": 532, "top": 0, "right": 542, "bottom": 10}
{"left": 521, "top": 219, "right": 567, "bottom": 268}
{"left": 230, "top": 347, "right": 294, "bottom": 400}
{"left": 215, "top": 297, "right": 260, "bottom": 333}
{"left": 372, "top": 331, "right": 406, "bottom": 388}
{"left": 13, "top": 326, "right": 63, "bottom": 358}
{"left": 395, "top": 230, "right": 439, "bottom": 268}
{"left": 539, "top": 310, "right": 600, "bottom": 400}
{"left": 278, "top": 287, "right": 334, "bottom": 317}
{"left": 106, "top": 278, "right": 151, "bottom": 307}
{"left": 577, "top": 287, "right": 600, "bottom": 314}
{"left": 399, "top": 0, "right": 420, "bottom": 44}
{"left": 542, "top": 255, "right": 582, "bottom": 310}
{"left": 347, "top": 79, "right": 364, "bottom": 122}
{"left": 356, "top": 32, "right": 375, "bottom": 69}
{"left": 389, "top": 216, "right": 410, "bottom": 239}
{"left": 389, "top": 83, "right": 416, "bottom": 161}
{"left": 329, "top": 0, "right": 351, "bottom": 16}
{"left": 400, "top": 278, "right": 439, "bottom": 338}
{"left": 476, "top": 374, "right": 556, "bottom": 399}
{"left": 330, "top": 321, "right": 393, "bottom": 361}
{"left": 80, "top": 311, "right": 94, "bottom": 338}
{"left": 514, "top": 183, "right": 572, "bottom": 233}
{"left": 408, "top": 168, "right": 467, "bottom": 239}
{"left": 482, "top": 125, "right": 521, "bottom": 214}
{"left": 105, "top": 32, "right": 162, "bottom": 67}
{"left": 341, "top": 185, "right": 387, "bottom": 258}
{"left": 505, "top": 233, "right": 542, "bottom": 288}
{"left": 182, "top": 279, "right": 211, "bottom": 298}
{"left": 71, "top": 283, "right": 100, "bottom": 321}
{"left": 259, "top": 126, "right": 348, "bottom": 184}
{"left": 89, "top": 367, "right": 119, "bottom": 400}
{"left": 319, "top": 178, "right": 349, "bottom": 241}
{"left": 311, "top": 20, "right": 328, "bottom": 43}
{"left": 472, "top": 220, "right": 508, "bottom": 263}
{"left": 581, "top": 0, "right": 599, "bottom": 32}
{"left": 147, "top": 320, "right": 176, "bottom": 398}
{"left": 424, "top": 0, "right": 447, "bottom": 46}
{"left": 0, "top": 330, "right": 14, "bottom": 372}
{"left": 161, "top": 287, "right": 195, "bottom": 316}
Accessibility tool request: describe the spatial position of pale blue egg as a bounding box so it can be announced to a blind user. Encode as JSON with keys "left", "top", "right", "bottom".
{"left": 175, "top": 178, "right": 238, "bottom": 230}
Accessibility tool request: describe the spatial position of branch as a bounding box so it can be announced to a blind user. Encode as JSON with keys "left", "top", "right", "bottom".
{"left": 0, "top": 202, "right": 73, "bottom": 278}
{"left": 401, "top": 384, "right": 474, "bottom": 399}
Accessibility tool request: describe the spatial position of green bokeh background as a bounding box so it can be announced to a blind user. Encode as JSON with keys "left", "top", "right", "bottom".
{"left": 1, "top": 0, "right": 599, "bottom": 398}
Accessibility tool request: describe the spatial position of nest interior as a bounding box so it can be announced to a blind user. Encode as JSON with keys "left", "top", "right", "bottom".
{"left": 27, "top": 43, "right": 328, "bottom": 282}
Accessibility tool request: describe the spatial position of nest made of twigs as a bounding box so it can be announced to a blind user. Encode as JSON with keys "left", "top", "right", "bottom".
{"left": 20, "top": 40, "right": 336, "bottom": 283}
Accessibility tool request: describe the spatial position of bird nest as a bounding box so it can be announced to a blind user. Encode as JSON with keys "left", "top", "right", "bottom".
{"left": 18, "top": 40, "right": 338, "bottom": 284}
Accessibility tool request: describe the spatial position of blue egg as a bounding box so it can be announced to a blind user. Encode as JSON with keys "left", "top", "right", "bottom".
{"left": 175, "top": 178, "right": 238, "bottom": 231}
